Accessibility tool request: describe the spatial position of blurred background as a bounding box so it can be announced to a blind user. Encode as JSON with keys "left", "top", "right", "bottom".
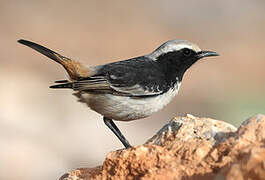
{"left": 0, "top": 0, "right": 265, "bottom": 179}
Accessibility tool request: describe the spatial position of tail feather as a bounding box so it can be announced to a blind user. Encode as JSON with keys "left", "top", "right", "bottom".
{"left": 54, "top": 80, "right": 69, "bottom": 83}
{"left": 18, "top": 39, "right": 65, "bottom": 64}
{"left": 18, "top": 39, "right": 95, "bottom": 80}
{"left": 50, "top": 82, "right": 73, "bottom": 89}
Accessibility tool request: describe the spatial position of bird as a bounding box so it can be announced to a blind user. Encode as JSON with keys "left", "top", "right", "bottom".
{"left": 18, "top": 39, "right": 219, "bottom": 148}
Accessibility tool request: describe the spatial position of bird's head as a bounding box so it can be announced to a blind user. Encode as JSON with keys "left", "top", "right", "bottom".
{"left": 147, "top": 39, "right": 219, "bottom": 79}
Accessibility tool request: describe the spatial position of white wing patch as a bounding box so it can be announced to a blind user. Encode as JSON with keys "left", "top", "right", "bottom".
{"left": 72, "top": 77, "right": 163, "bottom": 96}
{"left": 110, "top": 84, "right": 163, "bottom": 96}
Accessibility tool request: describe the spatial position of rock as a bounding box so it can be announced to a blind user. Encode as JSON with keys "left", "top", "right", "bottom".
{"left": 146, "top": 114, "right": 237, "bottom": 146}
{"left": 226, "top": 147, "right": 265, "bottom": 180}
{"left": 59, "top": 167, "right": 102, "bottom": 180}
{"left": 215, "top": 114, "right": 265, "bottom": 179}
{"left": 60, "top": 114, "right": 265, "bottom": 180}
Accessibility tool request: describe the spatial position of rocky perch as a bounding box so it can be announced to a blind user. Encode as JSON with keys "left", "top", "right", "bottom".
{"left": 60, "top": 114, "right": 265, "bottom": 180}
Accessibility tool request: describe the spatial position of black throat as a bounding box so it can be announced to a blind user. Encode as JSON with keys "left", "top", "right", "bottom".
{"left": 156, "top": 51, "right": 198, "bottom": 85}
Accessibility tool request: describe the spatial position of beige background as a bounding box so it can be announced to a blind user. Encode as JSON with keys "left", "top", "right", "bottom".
{"left": 0, "top": 0, "right": 265, "bottom": 179}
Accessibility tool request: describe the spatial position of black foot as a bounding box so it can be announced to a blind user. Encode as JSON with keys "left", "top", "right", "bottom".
{"left": 103, "top": 117, "right": 131, "bottom": 148}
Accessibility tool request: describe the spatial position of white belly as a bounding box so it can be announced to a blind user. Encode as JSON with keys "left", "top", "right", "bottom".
{"left": 74, "top": 84, "right": 180, "bottom": 121}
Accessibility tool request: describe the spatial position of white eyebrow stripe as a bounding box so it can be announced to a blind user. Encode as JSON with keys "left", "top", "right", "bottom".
{"left": 148, "top": 44, "right": 192, "bottom": 60}
{"left": 146, "top": 40, "right": 202, "bottom": 60}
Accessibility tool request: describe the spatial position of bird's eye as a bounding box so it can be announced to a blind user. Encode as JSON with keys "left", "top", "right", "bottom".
{"left": 183, "top": 48, "right": 191, "bottom": 56}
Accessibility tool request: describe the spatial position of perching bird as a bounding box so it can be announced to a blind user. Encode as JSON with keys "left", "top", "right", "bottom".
{"left": 18, "top": 39, "right": 219, "bottom": 148}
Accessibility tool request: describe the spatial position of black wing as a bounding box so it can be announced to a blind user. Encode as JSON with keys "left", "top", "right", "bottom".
{"left": 51, "top": 56, "right": 168, "bottom": 97}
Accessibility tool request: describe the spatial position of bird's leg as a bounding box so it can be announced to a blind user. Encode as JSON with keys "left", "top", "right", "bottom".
{"left": 103, "top": 117, "right": 131, "bottom": 148}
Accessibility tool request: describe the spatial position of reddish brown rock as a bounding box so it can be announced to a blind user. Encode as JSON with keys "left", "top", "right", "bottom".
{"left": 60, "top": 114, "right": 265, "bottom": 180}
{"left": 215, "top": 114, "right": 265, "bottom": 179}
{"left": 226, "top": 147, "right": 265, "bottom": 180}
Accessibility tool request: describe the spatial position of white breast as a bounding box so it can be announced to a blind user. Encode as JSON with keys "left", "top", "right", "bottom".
{"left": 75, "top": 83, "right": 181, "bottom": 121}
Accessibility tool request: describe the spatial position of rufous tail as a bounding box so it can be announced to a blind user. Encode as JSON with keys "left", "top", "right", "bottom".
{"left": 18, "top": 39, "right": 92, "bottom": 80}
